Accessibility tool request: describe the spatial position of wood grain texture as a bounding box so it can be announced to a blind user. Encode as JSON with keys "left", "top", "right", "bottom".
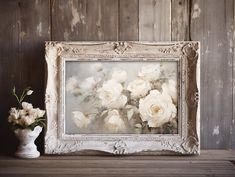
{"left": 171, "top": 0, "right": 190, "bottom": 40}
{"left": 51, "top": 0, "right": 118, "bottom": 41}
{"left": 139, "top": 0, "right": 171, "bottom": 41}
{"left": 0, "top": 0, "right": 20, "bottom": 155}
{"left": 0, "top": 150, "right": 234, "bottom": 177}
{"left": 0, "top": 0, "right": 50, "bottom": 155}
{"left": 0, "top": 0, "right": 235, "bottom": 155}
{"left": 119, "top": 0, "right": 139, "bottom": 40}
{"left": 190, "top": 0, "right": 234, "bottom": 149}
{"left": 232, "top": 0, "right": 235, "bottom": 149}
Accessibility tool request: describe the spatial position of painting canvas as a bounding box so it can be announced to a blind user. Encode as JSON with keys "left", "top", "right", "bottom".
{"left": 65, "top": 61, "right": 178, "bottom": 134}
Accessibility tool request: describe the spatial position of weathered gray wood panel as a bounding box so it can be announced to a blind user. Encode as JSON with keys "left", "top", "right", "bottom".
{"left": 139, "top": 0, "right": 171, "bottom": 40}
{"left": 191, "top": 0, "right": 234, "bottom": 149}
{"left": 51, "top": 0, "right": 118, "bottom": 41}
{"left": 232, "top": 1, "right": 235, "bottom": 149}
{"left": 0, "top": 0, "right": 50, "bottom": 154}
{"left": 232, "top": 1, "right": 235, "bottom": 150}
{"left": 171, "top": 0, "right": 190, "bottom": 40}
{"left": 51, "top": 0, "right": 86, "bottom": 40}
{"left": 0, "top": 0, "right": 21, "bottom": 155}
{"left": 119, "top": 0, "right": 139, "bottom": 40}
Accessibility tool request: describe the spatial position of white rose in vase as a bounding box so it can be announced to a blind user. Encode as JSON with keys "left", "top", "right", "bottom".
{"left": 162, "top": 79, "right": 177, "bottom": 103}
{"left": 26, "top": 90, "right": 33, "bottom": 95}
{"left": 127, "top": 79, "right": 151, "bottom": 98}
{"left": 8, "top": 87, "right": 45, "bottom": 158}
{"left": 22, "top": 102, "right": 33, "bottom": 111}
{"left": 104, "top": 110, "right": 126, "bottom": 133}
{"left": 111, "top": 68, "right": 127, "bottom": 83}
{"left": 20, "top": 115, "right": 36, "bottom": 126}
{"left": 139, "top": 90, "right": 177, "bottom": 128}
{"left": 98, "top": 80, "right": 127, "bottom": 108}
{"left": 8, "top": 108, "right": 20, "bottom": 124}
{"left": 29, "top": 108, "right": 45, "bottom": 118}
{"left": 138, "top": 64, "right": 161, "bottom": 81}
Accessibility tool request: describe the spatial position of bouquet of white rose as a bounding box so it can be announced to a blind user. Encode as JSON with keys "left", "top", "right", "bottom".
{"left": 8, "top": 87, "right": 46, "bottom": 131}
{"left": 66, "top": 63, "right": 178, "bottom": 134}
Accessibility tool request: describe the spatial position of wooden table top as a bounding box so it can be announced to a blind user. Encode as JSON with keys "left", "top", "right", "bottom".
{"left": 0, "top": 150, "right": 234, "bottom": 177}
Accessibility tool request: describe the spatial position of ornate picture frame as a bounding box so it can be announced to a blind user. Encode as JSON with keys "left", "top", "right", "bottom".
{"left": 45, "top": 41, "right": 200, "bottom": 155}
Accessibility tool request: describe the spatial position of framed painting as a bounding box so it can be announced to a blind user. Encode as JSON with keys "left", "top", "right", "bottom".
{"left": 45, "top": 41, "right": 200, "bottom": 155}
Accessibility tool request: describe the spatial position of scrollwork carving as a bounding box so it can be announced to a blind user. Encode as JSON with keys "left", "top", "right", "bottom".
{"left": 113, "top": 42, "right": 132, "bottom": 54}
{"left": 158, "top": 43, "right": 182, "bottom": 54}
{"left": 112, "top": 140, "right": 127, "bottom": 155}
{"left": 161, "top": 139, "right": 184, "bottom": 153}
{"left": 187, "top": 90, "right": 199, "bottom": 107}
{"left": 63, "top": 46, "right": 83, "bottom": 54}
{"left": 181, "top": 136, "right": 199, "bottom": 154}
{"left": 44, "top": 41, "right": 200, "bottom": 155}
{"left": 182, "top": 42, "right": 199, "bottom": 59}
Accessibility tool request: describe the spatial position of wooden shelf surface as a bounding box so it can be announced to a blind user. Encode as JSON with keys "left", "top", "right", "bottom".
{"left": 0, "top": 150, "right": 234, "bottom": 177}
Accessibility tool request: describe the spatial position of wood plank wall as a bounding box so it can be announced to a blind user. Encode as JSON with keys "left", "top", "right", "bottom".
{"left": 0, "top": 0, "right": 234, "bottom": 155}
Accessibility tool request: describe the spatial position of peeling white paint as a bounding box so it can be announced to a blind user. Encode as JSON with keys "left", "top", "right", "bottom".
{"left": 96, "top": 6, "right": 102, "bottom": 39}
{"left": 64, "top": 31, "right": 69, "bottom": 41}
{"left": 205, "top": 46, "right": 210, "bottom": 54}
{"left": 228, "top": 60, "right": 233, "bottom": 67}
{"left": 233, "top": 28, "right": 235, "bottom": 40}
{"left": 207, "top": 30, "right": 210, "bottom": 36}
{"left": 20, "top": 31, "right": 26, "bottom": 38}
{"left": 217, "top": 42, "right": 223, "bottom": 47}
{"left": 229, "top": 39, "right": 233, "bottom": 53}
{"left": 212, "top": 125, "right": 220, "bottom": 136}
{"left": 192, "top": 4, "right": 201, "bottom": 19}
{"left": 214, "top": 80, "right": 223, "bottom": 89}
{"left": 70, "top": 2, "right": 85, "bottom": 32}
{"left": 37, "top": 22, "right": 42, "bottom": 36}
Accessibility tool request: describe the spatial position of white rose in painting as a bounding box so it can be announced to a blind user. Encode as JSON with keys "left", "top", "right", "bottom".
{"left": 66, "top": 76, "right": 79, "bottom": 94}
{"left": 125, "top": 105, "right": 138, "bottom": 120}
{"left": 104, "top": 110, "right": 126, "bottom": 133}
{"left": 80, "top": 77, "right": 96, "bottom": 91}
{"left": 111, "top": 68, "right": 127, "bottom": 83}
{"left": 90, "top": 63, "right": 103, "bottom": 72}
{"left": 138, "top": 64, "right": 161, "bottom": 81}
{"left": 162, "top": 79, "right": 177, "bottom": 103}
{"left": 72, "top": 111, "right": 92, "bottom": 128}
{"left": 98, "top": 80, "right": 127, "bottom": 108}
{"left": 127, "top": 79, "right": 151, "bottom": 98}
{"left": 22, "top": 102, "right": 33, "bottom": 111}
{"left": 139, "top": 90, "right": 177, "bottom": 128}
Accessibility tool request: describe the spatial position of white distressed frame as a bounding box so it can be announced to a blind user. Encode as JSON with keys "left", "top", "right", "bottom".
{"left": 45, "top": 41, "right": 200, "bottom": 155}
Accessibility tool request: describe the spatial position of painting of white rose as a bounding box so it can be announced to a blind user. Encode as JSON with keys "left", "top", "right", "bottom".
{"left": 65, "top": 61, "right": 178, "bottom": 134}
